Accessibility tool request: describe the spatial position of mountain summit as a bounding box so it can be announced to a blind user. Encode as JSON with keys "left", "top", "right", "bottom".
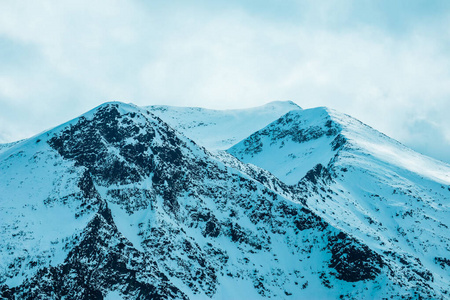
{"left": 1, "top": 101, "right": 449, "bottom": 299}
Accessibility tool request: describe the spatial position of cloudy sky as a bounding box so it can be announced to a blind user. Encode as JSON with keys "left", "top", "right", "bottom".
{"left": 1, "top": 0, "right": 450, "bottom": 163}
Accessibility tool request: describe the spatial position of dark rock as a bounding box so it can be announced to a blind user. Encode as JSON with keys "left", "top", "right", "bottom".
{"left": 328, "top": 232, "right": 383, "bottom": 282}
{"left": 303, "top": 164, "right": 332, "bottom": 185}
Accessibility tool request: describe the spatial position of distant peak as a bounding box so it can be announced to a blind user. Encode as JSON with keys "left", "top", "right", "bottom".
{"left": 264, "top": 100, "right": 302, "bottom": 110}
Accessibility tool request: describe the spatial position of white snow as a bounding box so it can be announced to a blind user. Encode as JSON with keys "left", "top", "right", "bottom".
{"left": 145, "top": 100, "right": 301, "bottom": 151}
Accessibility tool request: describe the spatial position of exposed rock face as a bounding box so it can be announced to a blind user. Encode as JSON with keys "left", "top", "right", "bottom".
{"left": 3, "top": 204, "right": 187, "bottom": 300}
{"left": 48, "top": 104, "right": 181, "bottom": 186}
{"left": 328, "top": 232, "right": 384, "bottom": 282}
{"left": 1, "top": 102, "right": 448, "bottom": 299}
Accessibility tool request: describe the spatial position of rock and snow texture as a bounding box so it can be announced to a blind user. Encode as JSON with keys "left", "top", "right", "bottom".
{"left": 0, "top": 101, "right": 449, "bottom": 299}
{"left": 146, "top": 100, "right": 301, "bottom": 150}
{"left": 228, "top": 107, "right": 341, "bottom": 185}
{"left": 229, "top": 107, "right": 450, "bottom": 298}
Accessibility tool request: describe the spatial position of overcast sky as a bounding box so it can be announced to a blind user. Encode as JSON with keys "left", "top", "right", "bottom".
{"left": 1, "top": 0, "right": 450, "bottom": 163}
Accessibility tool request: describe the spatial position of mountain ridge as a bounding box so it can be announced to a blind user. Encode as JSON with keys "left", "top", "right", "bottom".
{"left": 1, "top": 101, "right": 448, "bottom": 299}
{"left": 145, "top": 100, "right": 301, "bottom": 151}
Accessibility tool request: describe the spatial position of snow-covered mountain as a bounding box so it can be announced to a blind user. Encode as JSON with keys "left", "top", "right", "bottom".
{"left": 229, "top": 107, "right": 450, "bottom": 298}
{"left": 1, "top": 102, "right": 449, "bottom": 299}
{"left": 145, "top": 101, "right": 301, "bottom": 150}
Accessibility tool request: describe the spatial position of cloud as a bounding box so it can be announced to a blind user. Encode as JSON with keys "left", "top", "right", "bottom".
{"left": 0, "top": 0, "right": 449, "bottom": 163}
{"left": 404, "top": 117, "right": 450, "bottom": 163}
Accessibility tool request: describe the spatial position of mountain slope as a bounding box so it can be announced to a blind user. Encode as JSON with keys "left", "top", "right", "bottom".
{"left": 0, "top": 102, "right": 433, "bottom": 299}
{"left": 145, "top": 100, "right": 301, "bottom": 151}
{"left": 0, "top": 140, "right": 23, "bottom": 155}
{"left": 228, "top": 107, "right": 340, "bottom": 185}
{"left": 228, "top": 107, "right": 450, "bottom": 298}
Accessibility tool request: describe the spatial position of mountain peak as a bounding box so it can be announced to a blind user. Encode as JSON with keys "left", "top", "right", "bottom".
{"left": 230, "top": 105, "right": 450, "bottom": 185}
{"left": 260, "top": 100, "right": 302, "bottom": 110}
{"left": 226, "top": 105, "right": 450, "bottom": 299}
{"left": 227, "top": 107, "right": 345, "bottom": 184}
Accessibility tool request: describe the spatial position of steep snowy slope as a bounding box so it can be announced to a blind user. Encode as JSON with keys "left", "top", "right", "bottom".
{"left": 229, "top": 108, "right": 340, "bottom": 185}
{"left": 228, "top": 107, "right": 450, "bottom": 297}
{"left": 0, "top": 140, "right": 23, "bottom": 155}
{"left": 0, "top": 102, "right": 433, "bottom": 299}
{"left": 145, "top": 101, "right": 301, "bottom": 150}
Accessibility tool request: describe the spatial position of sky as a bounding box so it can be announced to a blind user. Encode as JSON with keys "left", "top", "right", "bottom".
{"left": 0, "top": 0, "right": 450, "bottom": 163}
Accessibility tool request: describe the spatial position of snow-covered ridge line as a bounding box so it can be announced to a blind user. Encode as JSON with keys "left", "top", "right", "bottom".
{"left": 145, "top": 100, "right": 301, "bottom": 151}
{"left": 145, "top": 100, "right": 301, "bottom": 113}
{"left": 229, "top": 106, "right": 450, "bottom": 185}
{"left": 0, "top": 140, "right": 25, "bottom": 154}
{"left": 325, "top": 107, "right": 450, "bottom": 184}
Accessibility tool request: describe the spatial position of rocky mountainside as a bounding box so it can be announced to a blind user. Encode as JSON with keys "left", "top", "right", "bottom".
{"left": 229, "top": 107, "right": 450, "bottom": 298}
{"left": 0, "top": 102, "right": 449, "bottom": 299}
